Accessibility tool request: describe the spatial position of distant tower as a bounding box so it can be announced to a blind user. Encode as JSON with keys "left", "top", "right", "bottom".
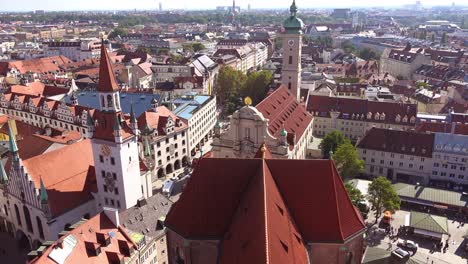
{"left": 231, "top": 0, "right": 236, "bottom": 24}
{"left": 281, "top": 0, "right": 304, "bottom": 102}
{"left": 248, "top": 3, "right": 251, "bottom": 12}
{"left": 159, "top": 2, "right": 162, "bottom": 12}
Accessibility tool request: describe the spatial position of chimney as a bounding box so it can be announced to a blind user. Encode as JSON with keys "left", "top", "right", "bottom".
{"left": 103, "top": 207, "right": 120, "bottom": 227}
{"left": 137, "top": 198, "right": 147, "bottom": 207}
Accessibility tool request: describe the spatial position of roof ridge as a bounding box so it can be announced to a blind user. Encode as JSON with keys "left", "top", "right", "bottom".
{"left": 262, "top": 159, "right": 270, "bottom": 264}
{"left": 330, "top": 160, "right": 345, "bottom": 241}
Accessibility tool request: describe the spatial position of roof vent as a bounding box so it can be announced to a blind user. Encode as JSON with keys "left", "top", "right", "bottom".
{"left": 137, "top": 198, "right": 147, "bottom": 207}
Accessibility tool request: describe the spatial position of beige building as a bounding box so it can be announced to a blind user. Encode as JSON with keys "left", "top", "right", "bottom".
{"left": 380, "top": 44, "right": 431, "bottom": 79}
{"left": 212, "top": 86, "right": 313, "bottom": 159}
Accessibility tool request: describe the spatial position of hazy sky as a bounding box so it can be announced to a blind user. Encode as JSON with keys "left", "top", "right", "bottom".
{"left": 1, "top": 0, "right": 463, "bottom": 11}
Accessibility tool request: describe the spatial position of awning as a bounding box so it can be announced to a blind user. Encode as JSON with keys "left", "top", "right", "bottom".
{"left": 401, "top": 197, "right": 433, "bottom": 207}
{"left": 433, "top": 204, "right": 448, "bottom": 209}
{"left": 414, "top": 228, "right": 443, "bottom": 239}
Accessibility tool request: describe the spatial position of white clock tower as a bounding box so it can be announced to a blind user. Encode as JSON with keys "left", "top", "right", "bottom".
{"left": 281, "top": 0, "right": 304, "bottom": 102}
{"left": 90, "top": 43, "right": 143, "bottom": 211}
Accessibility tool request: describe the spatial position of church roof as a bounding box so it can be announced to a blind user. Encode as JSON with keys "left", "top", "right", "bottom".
{"left": 97, "top": 43, "right": 120, "bottom": 93}
{"left": 283, "top": 0, "right": 304, "bottom": 33}
{"left": 256, "top": 85, "right": 313, "bottom": 146}
{"left": 165, "top": 157, "right": 365, "bottom": 263}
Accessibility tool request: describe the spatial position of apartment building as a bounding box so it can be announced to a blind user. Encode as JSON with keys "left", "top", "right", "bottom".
{"left": 172, "top": 94, "right": 217, "bottom": 158}
{"left": 357, "top": 127, "right": 468, "bottom": 187}
{"left": 380, "top": 43, "right": 431, "bottom": 79}
{"left": 307, "top": 95, "right": 418, "bottom": 141}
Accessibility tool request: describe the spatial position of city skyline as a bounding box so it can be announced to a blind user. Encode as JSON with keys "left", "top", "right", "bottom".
{"left": 0, "top": 0, "right": 465, "bottom": 12}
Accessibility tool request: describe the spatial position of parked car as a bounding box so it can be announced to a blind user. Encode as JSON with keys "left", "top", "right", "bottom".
{"left": 397, "top": 239, "right": 418, "bottom": 251}
{"left": 392, "top": 248, "right": 410, "bottom": 259}
{"left": 162, "top": 180, "right": 175, "bottom": 196}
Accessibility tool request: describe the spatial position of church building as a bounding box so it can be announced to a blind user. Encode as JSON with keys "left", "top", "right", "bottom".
{"left": 212, "top": 0, "right": 314, "bottom": 159}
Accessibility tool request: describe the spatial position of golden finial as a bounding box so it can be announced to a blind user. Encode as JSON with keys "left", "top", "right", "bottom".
{"left": 244, "top": 96, "right": 252, "bottom": 106}
{"left": 260, "top": 143, "right": 267, "bottom": 159}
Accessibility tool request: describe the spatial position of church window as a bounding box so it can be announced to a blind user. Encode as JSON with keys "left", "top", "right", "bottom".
{"left": 114, "top": 188, "right": 119, "bottom": 195}
{"left": 104, "top": 185, "right": 108, "bottom": 192}
{"left": 14, "top": 204, "right": 21, "bottom": 226}
{"left": 37, "top": 217, "right": 44, "bottom": 239}
{"left": 112, "top": 173, "right": 117, "bottom": 180}
{"left": 289, "top": 56, "right": 292, "bottom": 64}
{"left": 99, "top": 155, "right": 104, "bottom": 163}
{"left": 288, "top": 82, "right": 291, "bottom": 90}
{"left": 110, "top": 157, "right": 115, "bottom": 165}
{"left": 107, "top": 95, "right": 113, "bottom": 108}
{"left": 23, "top": 205, "right": 33, "bottom": 233}
{"left": 100, "top": 95, "right": 105, "bottom": 107}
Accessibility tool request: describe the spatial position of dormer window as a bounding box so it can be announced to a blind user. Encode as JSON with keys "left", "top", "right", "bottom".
{"left": 380, "top": 113, "right": 386, "bottom": 121}
{"left": 402, "top": 115, "right": 408, "bottom": 123}
{"left": 367, "top": 112, "right": 372, "bottom": 119}
{"left": 395, "top": 114, "right": 401, "bottom": 123}
{"left": 410, "top": 116, "right": 416, "bottom": 124}
{"left": 374, "top": 113, "right": 380, "bottom": 120}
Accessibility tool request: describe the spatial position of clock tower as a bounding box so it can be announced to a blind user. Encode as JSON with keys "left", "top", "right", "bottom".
{"left": 281, "top": 0, "right": 304, "bottom": 102}
{"left": 91, "top": 42, "right": 143, "bottom": 211}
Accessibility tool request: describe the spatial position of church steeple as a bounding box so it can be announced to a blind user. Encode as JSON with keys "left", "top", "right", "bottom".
{"left": 40, "top": 178, "right": 48, "bottom": 203}
{"left": 0, "top": 160, "right": 8, "bottom": 184}
{"left": 97, "top": 40, "right": 121, "bottom": 112}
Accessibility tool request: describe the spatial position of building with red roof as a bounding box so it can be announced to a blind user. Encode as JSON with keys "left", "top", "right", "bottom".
{"left": 212, "top": 85, "right": 313, "bottom": 159}
{"left": 308, "top": 94, "right": 418, "bottom": 141}
{"left": 165, "top": 150, "right": 366, "bottom": 264}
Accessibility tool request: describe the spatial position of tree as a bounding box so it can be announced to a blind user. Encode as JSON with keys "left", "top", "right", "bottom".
{"left": 358, "top": 48, "right": 379, "bottom": 60}
{"left": 182, "top": 44, "right": 194, "bottom": 53}
{"left": 241, "top": 70, "right": 273, "bottom": 105}
{"left": 333, "top": 142, "right": 364, "bottom": 179}
{"left": 108, "top": 27, "right": 128, "bottom": 39}
{"left": 319, "top": 131, "right": 349, "bottom": 158}
{"left": 344, "top": 182, "right": 365, "bottom": 207}
{"left": 136, "top": 46, "right": 153, "bottom": 55}
{"left": 216, "top": 66, "right": 246, "bottom": 116}
{"left": 192, "top": 43, "right": 206, "bottom": 52}
{"left": 367, "top": 176, "right": 401, "bottom": 222}
{"left": 315, "top": 36, "right": 333, "bottom": 48}
{"left": 170, "top": 54, "right": 184, "bottom": 64}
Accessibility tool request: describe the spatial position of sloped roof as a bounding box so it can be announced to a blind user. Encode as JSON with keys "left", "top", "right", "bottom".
{"left": 97, "top": 44, "right": 119, "bottom": 93}
{"left": 31, "top": 212, "right": 136, "bottom": 264}
{"left": 410, "top": 211, "right": 448, "bottom": 234}
{"left": 357, "top": 127, "right": 434, "bottom": 158}
{"left": 394, "top": 183, "right": 468, "bottom": 208}
{"left": 92, "top": 111, "right": 134, "bottom": 142}
{"left": 22, "top": 140, "right": 97, "bottom": 217}
{"left": 137, "top": 106, "right": 187, "bottom": 136}
{"left": 165, "top": 157, "right": 365, "bottom": 263}
{"left": 256, "top": 85, "right": 313, "bottom": 145}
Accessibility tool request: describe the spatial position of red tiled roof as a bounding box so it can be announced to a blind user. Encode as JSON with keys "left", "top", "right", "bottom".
{"left": 0, "top": 55, "right": 71, "bottom": 75}
{"left": 307, "top": 95, "right": 417, "bottom": 125}
{"left": 165, "top": 158, "right": 365, "bottom": 249}
{"left": 137, "top": 107, "right": 187, "bottom": 136}
{"left": 357, "top": 127, "right": 434, "bottom": 158}
{"left": 31, "top": 212, "right": 136, "bottom": 264}
{"left": 22, "top": 140, "right": 97, "bottom": 217}
{"left": 256, "top": 85, "right": 313, "bottom": 145}
{"left": 97, "top": 44, "right": 119, "bottom": 93}
{"left": 416, "top": 122, "right": 468, "bottom": 136}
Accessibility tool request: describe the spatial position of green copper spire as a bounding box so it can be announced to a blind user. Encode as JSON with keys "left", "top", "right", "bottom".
{"left": 130, "top": 101, "right": 137, "bottom": 124}
{"left": 113, "top": 114, "right": 122, "bottom": 131}
{"left": 283, "top": 0, "right": 304, "bottom": 34}
{"left": 40, "top": 178, "right": 48, "bottom": 202}
{"left": 290, "top": 0, "right": 297, "bottom": 16}
{"left": 144, "top": 137, "right": 152, "bottom": 157}
{"left": 7, "top": 121, "right": 19, "bottom": 161}
{"left": 0, "top": 161, "right": 7, "bottom": 184}
{"left": 280, "top": 128, "right": 288, "bottom": 137}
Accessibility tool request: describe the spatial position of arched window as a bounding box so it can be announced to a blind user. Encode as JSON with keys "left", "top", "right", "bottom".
{"left": 107, "top": 94, "right": 113, "bottom": 108}
{"left": 23, "top": 205, "right": 33, "bottom": 233}
{"left": 14, "top": 204, "right": 21, "bottom": 226}
{"left": 100, "top": 95, "right": 105, "bottom": 107}
{"left": 36, "top": 217, "right": 44, "bottom": 239}
{"left": 3, "top": 204, "right": 8, "bottom": 216}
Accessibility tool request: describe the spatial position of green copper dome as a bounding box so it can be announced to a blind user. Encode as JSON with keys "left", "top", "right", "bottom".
{"left": 283, "top": 0, "right": 304, "bottom": 34}
{"left": 280, "top": 128, "right": 288, "bottom": 137}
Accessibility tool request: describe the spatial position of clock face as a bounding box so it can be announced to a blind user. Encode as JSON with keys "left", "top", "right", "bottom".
{"left": 288, "top": 39, "right": 295, "bottom": 47}
{"left": 100, "top": 144, "right": 111, "bottom": 157}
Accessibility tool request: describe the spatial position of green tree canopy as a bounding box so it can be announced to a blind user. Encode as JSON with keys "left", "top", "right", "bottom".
{"left": 344, "top": 182, "right": 365, "bottom": 207}
{"left": 216, "top": 66, "right": 246, "bottom": 116}
{"left": 358, "top": 48, "right": 380, "bottom": 60}
{"left": 319, "top": 131, "right": 349, "bottom": 158}
{"left": 192, "top": 43, "right": 206, "bottom": 52}
{"left": 367, "top": 176, "right": 401, "bottom": 222}
{"left": 241, "top": 71, "right": 273, "bottom": 105}
{"left": 108, "top": 27, "right": 128, "bottom": 39}
{"left": 333, "top": 142, "right": 364, "bottom": 179}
